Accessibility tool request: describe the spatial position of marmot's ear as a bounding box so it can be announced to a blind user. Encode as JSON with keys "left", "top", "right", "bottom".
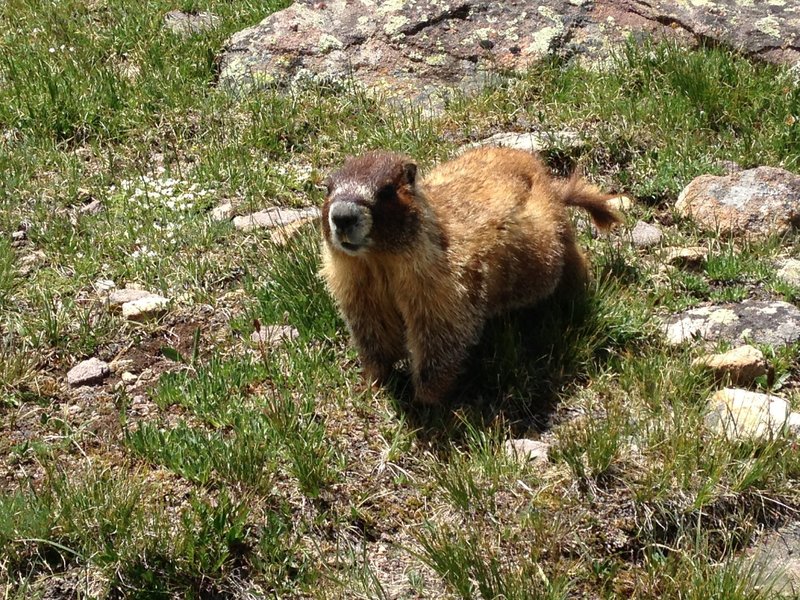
{"left": 403, "top": 162, "right": 417, "bottom": 186}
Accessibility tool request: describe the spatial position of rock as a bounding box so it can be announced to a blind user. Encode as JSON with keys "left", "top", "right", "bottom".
{"left": 789, "top": 413, "right": 800, "bottom": 436}
{"left": 18, "top": 250, "right": 46, "bottom": 276}
{"left": 130, "top": 394, "right": 152, "bottom": 417}
{"left": 692, "top": 345, "right": 768, "bottom": 386}
{"left": 109, "top": 358, "right": 134, "bottom": 373}
{"left": 121, "top": 371, "right": 138, "bottom": 384}
{"left": 607, "top": 196, "right": 633, "bottom": 212}
{"left": 210, "top": 201, "right": 234, "bottom": 222}
{"left": 705, "top": 388, "right": 799, "bottom": 441}
{"left": 776, "top": 258, "right": 800, "bottom": 288}
{"left": 218, "top": 1, "right": 800, "bottom": 105}
{"left": 629, "top": 220, "right": 662, "bottom": 248}
{"left": 108, "top": 288, "right": 155, "bottom": 307}
{"left": 664, "top": 300, "right": 800, "bottom": 347}
{"left": 164, "top": 10, "right": 220, "bottom": 36}
{"left": 748, "top": 523, "right": 800, "bottom": 596}
{"left": 94, "top": 279, "right": 116, "bottom": 293}
{"left": 67, "top": 358, "right": 110, "bottom": 387}
{"left": 121, "top": 295, "right": 170, "bottom": 322}
{"left": 466, "top": 130, "right": 582, "bottom": 154}
{"left": 503, "top": 439, "right": 550, "bottom": 464}
{"left": 250, "top": 324, "right": 300, "bottom": 347}
{"left": 233, "top": 206, "right": 320, "bottom": 232}
{"left": 79, "top": 199, "right": 103, "bottom": 215}
{"left": 269, "top": 216, "right": 318, "bottom": 246}
{"left": 664, "top": 246, "right": 707, "bottom": 268}
{"left": 676, "top": 167, "right": 800, "bottom": 238}
{"left": 11, "top": 230, "right": 26, "bottom": 243}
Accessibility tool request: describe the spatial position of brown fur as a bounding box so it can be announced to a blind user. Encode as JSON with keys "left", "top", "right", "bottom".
{"left": 320, "top": 147, "right": 621, "bottom": 405}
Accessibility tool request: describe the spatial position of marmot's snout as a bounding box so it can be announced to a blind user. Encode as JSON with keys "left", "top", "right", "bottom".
{"left": 328, "top": 200, "right": 372, "bottom": 254}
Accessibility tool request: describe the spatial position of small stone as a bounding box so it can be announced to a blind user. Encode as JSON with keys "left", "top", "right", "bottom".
{"left": 692, "top": 345, "right": 768, "bottom": 386}
{"left": 18, "top": 250, "right": 46, "bottom": 275}
{"left": 67, "top": 358, "right": 110, "bottom": 387}
{"left": 705, "top": 388, "right": 795, "bottom": 440}
{"left": 109, "top": 358, "right": 134, "bottom": 373}
{"left": 121, "top": 371, "right": 138, "bottom": 384}
{"left": 164, "top": 10, "right": 221, "bottom": 36}
{"left": 122, "top": 295, "right": 170, "bottom": 321}
{"left": 108, "top": 288, "right": 156, "bottom": 307}
{"left": 607, "top": 196, "right": 633, "bottom": 212}
{"left": 95, "top": 279, "right": 116, "bottom": 293}
{"left": 269, "top": 217, "right": 317, "bottom": 246}
{"left": 777, "top": 258, "right": 800, "bottom": 288}
{"left": 210, "top": 201, "right": 234, "bottom": 222}
{"left": 503, "top": 439, "right": 550, "bottom": 464}
{"left": 788, "top": 413, "right": 800, "bottom": 437}
{"left": 79, "top": 199, "right": 103, "bottom": 215}
{"left": 130, "top": 394, "right": 151, "bottom": 417}
{"left": 250, "top": 324, "right": 300, "bottom": 347}
{"left": 664, "top": 246, "right": 708, "bottom": 268}
{"left": 233, "top": 206, "right": 320, "bottom": 232}
{"left": 466, "top": 130, "right": 582, "bottom": 154}
{"left": 629, "top": 220, "right": 662, "bottom": 248}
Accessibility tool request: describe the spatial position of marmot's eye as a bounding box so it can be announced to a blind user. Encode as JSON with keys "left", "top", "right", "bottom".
{"left": 376, "top": 184, "right": 396, "bottom": 201}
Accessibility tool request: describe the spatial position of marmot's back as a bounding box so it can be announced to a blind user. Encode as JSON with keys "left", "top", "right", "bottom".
{"left": 423, "top": 147, "right": 571, "bottom": 311}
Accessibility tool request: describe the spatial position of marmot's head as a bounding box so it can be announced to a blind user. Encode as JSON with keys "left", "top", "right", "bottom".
{"left": 322, "top": 151, "right": 421, "bottom": 256}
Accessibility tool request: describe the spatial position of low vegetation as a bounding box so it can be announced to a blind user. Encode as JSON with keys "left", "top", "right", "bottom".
{"left": 1, "top": 0, "right": 799, "bottom": 597}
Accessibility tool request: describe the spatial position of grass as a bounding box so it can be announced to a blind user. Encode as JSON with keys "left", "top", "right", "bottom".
{"left": 1, "top": 0, "right": 799, "bottom": 596}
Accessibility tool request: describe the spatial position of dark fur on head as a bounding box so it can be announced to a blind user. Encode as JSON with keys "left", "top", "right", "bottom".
{"left": 322, "top": 151, "right": 422, "bottom": 255}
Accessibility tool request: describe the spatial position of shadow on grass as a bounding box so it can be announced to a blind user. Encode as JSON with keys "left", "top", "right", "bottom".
{"left": 386, "top": 284, "right": 617, "bottom": 442}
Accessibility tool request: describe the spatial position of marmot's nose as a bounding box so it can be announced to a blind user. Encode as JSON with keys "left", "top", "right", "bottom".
{"left": 332, "top": 213, "right": 358, "bottom": 232}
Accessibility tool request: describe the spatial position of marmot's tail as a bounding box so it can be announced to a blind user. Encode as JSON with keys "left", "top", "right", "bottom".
{"left": 552, "top": 174, "right": 623, "bottom": 232}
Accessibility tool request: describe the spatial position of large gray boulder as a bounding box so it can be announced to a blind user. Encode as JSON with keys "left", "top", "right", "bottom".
{"left": 218, "top": 1, "right": 800, "bottom": 104}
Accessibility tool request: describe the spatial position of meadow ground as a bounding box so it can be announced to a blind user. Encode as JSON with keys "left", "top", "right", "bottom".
{"left": 1, "top": 1, "right": 800, "bottom": 598}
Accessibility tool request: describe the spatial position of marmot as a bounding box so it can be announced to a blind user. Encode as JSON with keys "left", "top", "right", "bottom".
{"left": 320, "top": 146, "right": 621, "bottom": 405}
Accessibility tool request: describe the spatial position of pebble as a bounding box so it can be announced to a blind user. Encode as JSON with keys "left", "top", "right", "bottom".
{"left": 629, "top": 220, "right": 663, "bottom": 248}
{"left": 664, "top": 246, "right": 708, "bottom": 268}
{"left": 210, "top": 201, "right": 234, "bottom": 222}
{"left": 692, "top": 345, "right": 767, "bottom": 386}
{"left": 67, "top": 358, "right": 111, "bottom": 387}
{"left": 121, "top": 295, "right": 170, "bottom": 321}
{"left": 607, "top": 196, "right": 633, "bottom": 212}
{"left": 250, "top": 324, "right": 300, "bottom": 347}
{"left": 233, "top": 206, "right": 320, "bottom": 232}
{"left": 503, "top": 439, "right": 550, "bottom": 464}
